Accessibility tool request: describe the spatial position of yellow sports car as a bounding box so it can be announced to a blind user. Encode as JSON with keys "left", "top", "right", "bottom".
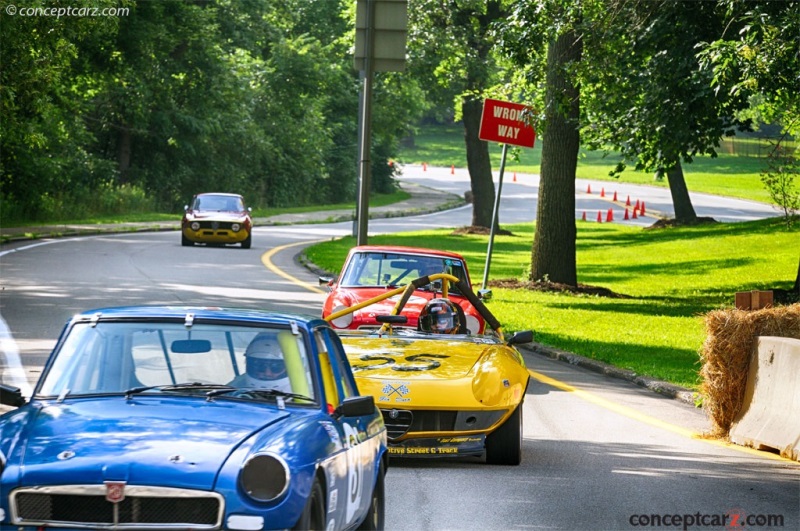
{"left": 326, "top": 273, "right": 532, "bottom": 465}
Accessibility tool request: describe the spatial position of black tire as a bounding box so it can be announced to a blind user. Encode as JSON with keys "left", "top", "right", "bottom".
{"left": 181, "top": 233, "right": 193, "bottom": 247}
{"left": 241, "top": 233, "right": 252, "bottom": 249}
{"left": 485, "top": 402, "right": 523, "bottom": 465}
{"left": 357, "top": 461, "right": 385, "bottom": 530}
{"left": 293, "top": 478, "right": 326, "bottom": 531}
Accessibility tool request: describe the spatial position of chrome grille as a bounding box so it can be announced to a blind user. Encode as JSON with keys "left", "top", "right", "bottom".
{"left": 11, "top": 485, "right": 223, "bottom": 529}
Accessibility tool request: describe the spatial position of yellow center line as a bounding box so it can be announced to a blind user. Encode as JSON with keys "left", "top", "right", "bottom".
{"left": 261, "top": 240, "right": 329, "bottom": 295}
{"left": 527, "top": 368, "right": 797, "bottom": 463}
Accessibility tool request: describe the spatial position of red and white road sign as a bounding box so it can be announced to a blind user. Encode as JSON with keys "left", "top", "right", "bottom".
{"left": 478, "top": 98, "right": 536, "bottom": 148}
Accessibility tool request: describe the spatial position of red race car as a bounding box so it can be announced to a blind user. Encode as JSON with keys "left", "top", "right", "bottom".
{"left": 320, "top": 245, "right": 492, "bottom": 334}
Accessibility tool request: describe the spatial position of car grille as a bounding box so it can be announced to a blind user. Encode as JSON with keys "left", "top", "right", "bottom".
{"left": 11, "top": 485, "right": 223, "bottom": 529}
{"left": 381, "top": 409, "right": 506, "bottom": 441}
{"left": 196, "top": 221, "right": 237, "bottom": 230}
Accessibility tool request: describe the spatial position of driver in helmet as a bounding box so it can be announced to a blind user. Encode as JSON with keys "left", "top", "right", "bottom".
{"left": 229, "top": 332, "right": 292, "bottom": 392}
{"left": 418, "top": 298, "right": 462, "bottom": 334}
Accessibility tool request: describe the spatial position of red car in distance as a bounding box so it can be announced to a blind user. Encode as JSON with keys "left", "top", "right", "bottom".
{"left": 320, "top": 245, "right": 492, "bottom": 334}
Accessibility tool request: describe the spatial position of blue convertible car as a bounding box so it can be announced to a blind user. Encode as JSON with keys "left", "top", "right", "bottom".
{"left": 0, "top": 306, "right": 387, "bottom": 530}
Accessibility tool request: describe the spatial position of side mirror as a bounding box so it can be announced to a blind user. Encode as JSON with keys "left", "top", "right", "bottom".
{"left": 334, "top": 395, "right": 376, "bottom": 418}
{"left": 507, "top": 330, "right": 534, "bottom": 346}
{"left": 478, "top": 289, "right": 492, "bottom": 301}
{"left": 0, "top": 384, "right": 25, "bottom": 408}
{"left": 318, "top": 276, "right": 335, "bottom": 287}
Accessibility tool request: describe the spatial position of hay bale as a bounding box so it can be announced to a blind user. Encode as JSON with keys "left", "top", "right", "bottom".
{"left": 700, "top": 303, "right": 800, "bottom": 436}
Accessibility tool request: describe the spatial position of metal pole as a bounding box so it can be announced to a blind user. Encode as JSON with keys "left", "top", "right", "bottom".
{"left": 481, "top": 143, "right": 508, "bottom": 291}
{"left": 356, "top": 0, "right": 375, "bottom": 246}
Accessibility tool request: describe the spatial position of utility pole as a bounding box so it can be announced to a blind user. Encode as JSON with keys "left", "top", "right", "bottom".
{"left": 354, "top": 0, "right": 407, "bottom": 244}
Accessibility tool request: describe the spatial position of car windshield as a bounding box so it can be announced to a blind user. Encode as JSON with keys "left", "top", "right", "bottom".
{"left": 339, "top": 252, "right": 468, "bottom": 293}
{"left": 192, "top": 195, "right": 244, "bottom": 211}
{"left": 37, "top": 321, "right": 316, "bottom": 404}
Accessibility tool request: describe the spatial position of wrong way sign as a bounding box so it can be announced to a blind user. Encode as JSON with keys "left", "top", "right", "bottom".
{"left": 478, "top": 98, "right": 536, "bottom": 148}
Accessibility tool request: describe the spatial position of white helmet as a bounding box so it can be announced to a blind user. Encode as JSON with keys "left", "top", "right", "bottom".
{"left": 245, "top": 333, "right": 287, "bottom": 382}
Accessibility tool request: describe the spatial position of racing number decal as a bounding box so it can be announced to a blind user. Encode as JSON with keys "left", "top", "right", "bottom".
{"left": 342, "top": 423, "right": 365, "bottom": 523}
{"left": 353, "top": 352, "right": 449, "bottom": 372}
{"left": 352, "top": 355, "right": 394, "bottom": 372}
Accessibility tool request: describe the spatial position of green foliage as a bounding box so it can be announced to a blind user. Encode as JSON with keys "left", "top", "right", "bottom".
{"left": 1, "top": 0, "right": 425, "bottom": 222}
{"left": 305, "top": 218, "right": 799, "bottom": 389}
{"left": 760, "top": 144, "right": 800, "bottom": 227}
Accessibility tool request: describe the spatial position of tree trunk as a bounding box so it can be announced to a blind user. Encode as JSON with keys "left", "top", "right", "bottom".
{"left": 462, "top": 95, "right": 495, "bottom": 228}
{"left": 793, "top": 255, "right": 800, "bottom": 293}
{"left": 530, "top": 28, "right": 582, "bottom": 286}
{"left": 666, "top": 161, "right": 698, "bottom": 222}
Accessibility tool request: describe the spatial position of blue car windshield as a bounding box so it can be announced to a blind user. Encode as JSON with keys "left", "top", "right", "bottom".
{"left": 339, "top": 252, "right": 468, "bottom": 292}
{"left": 37, "top": 322, "right": 316, "bottom": 402}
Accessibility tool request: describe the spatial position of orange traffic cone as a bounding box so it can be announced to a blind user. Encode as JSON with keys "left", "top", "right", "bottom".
{"left": 632, "top": 209, "right": 638, "bottom": 219}
{"left": 634, "top": 199, "right": 640, "bottom": 211}
{"left": 600, "top": 188, "right": 605, "bottom": 198}
{"left": 606, "top": 208, "right": 614, "bottom": 222}
{"left": 597, "top": 211, "right": 603, "bottom": 223}
{"left": 513, "top": 172, "right": 517, "bottom": 182}
{"left": 613, "top": 191, "right": 618, "bottom": 201}
{"left": 451, "top": 165, "right": 455, "bottom": 174}
{"left": 423, "top": 162, "right": 427, "bottom": 171}
{"left": 626, "top": 195, "right": 631, "bottom": 206}
{"left": 623, "top": 208, "right": 629, "bottom": 220}
{"left": 640, "top": 201, "right": 646, "bottom": 215}
{"left": 581, "top": 211, "right": 587, "bottom": 221}
{"left": 587, "top": 184, "right": 592, "bottom": 194}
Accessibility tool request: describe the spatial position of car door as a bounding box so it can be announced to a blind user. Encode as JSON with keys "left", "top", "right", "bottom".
{"left": 315, "top": 327, "right": 377, "bottom": 528}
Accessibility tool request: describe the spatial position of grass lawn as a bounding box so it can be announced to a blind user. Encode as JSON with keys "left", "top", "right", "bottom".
{"left": 304, "top": 217, "right": 799, "bottom": 391}
{"left": 399, "top": 124, "right": 781, "bottom": 203}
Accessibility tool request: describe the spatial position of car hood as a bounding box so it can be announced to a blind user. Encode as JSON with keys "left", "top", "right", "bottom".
{"left": 334, "top": 292, "right": 442, "bottom": 327}
{"left": 10, "top": 397, "right": 289, "bottom": 489}
{"left": 187, "top": 211, "right": 248, "bottom": 220}
{"left": 341, "top": 336, "right": 492, "bottom": 379}
{"left": 340, "top": 335, "right": 528, "bottom": 409}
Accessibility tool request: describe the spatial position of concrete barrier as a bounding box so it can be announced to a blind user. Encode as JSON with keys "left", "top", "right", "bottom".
{"left": 729, "top": 336, "right": 800, "bottom": 461}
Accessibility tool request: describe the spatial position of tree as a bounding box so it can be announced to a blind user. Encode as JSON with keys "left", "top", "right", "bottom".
{"left": 530, "top": 24, "right": 582, "bottom": 285}
{"left": 408, "top": 0, "right": 509, "bottom": 228}
{"left": 580, "top": 0, "right": 746, "bottom": 225}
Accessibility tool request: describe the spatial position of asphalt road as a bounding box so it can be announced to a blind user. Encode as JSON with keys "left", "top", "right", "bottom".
{"left": 0, "top": 172, "right": 796, "bottom": 530}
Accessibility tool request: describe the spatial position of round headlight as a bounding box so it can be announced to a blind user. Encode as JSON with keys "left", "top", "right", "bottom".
{"left": 329, "top": 304, "right": 353, "bottom": 329}
{"left": 231, "top": 223, "right": 240, "bottom": 232}
{"left": 240, "top": 453, "right": 289, "bottom": 502}
{"left": 190, "top": 222, "right": 200, "bottom": 231}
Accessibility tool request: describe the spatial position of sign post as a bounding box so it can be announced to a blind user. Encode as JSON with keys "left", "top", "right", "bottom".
{"left": 478, "top": 98, "right": 536, "bottom": 291}
{"left": 354, "top": 0, "right": 407, "bottom": 244}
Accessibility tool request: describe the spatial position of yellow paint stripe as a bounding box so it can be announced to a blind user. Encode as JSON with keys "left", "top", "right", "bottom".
{"left": 261, "top": 240, "right": 329, "bottom": 295}
{"left": 528, "top": 369, "right": 797, "bottom": 463}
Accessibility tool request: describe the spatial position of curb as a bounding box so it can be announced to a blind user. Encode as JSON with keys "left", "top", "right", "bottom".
{"left": 522, "top": 342, "right": 698, "bottom": 407}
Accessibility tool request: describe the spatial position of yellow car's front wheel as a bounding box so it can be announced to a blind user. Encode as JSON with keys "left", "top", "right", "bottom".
{"left": 485, "top": 402, "right": 523, "bottom": 465}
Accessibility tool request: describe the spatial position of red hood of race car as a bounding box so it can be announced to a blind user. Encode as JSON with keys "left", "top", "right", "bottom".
{"left": 331, "top": 289, "right": 459, "bottom": 327}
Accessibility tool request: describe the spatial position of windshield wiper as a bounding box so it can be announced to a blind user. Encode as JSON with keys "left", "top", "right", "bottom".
{"left": 125, "top": 382, "right": 235, "bottom": 398}
{"left": 206, "top": 387, "right": 313, "bottom": 403}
